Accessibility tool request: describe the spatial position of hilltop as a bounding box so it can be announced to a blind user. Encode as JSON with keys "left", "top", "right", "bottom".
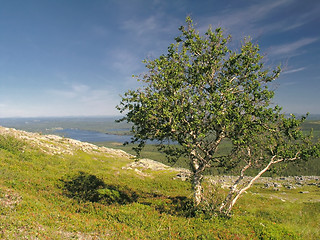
{"left": 0, "top": 126, "right": 319, "bottom": 239}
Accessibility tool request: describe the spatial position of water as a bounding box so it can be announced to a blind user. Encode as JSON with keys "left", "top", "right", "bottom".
{"left": 54, "top": 128, "right": 170, "bottom": 145}
{"left": 54, "top": 129, "right": 132, "bottom": 143}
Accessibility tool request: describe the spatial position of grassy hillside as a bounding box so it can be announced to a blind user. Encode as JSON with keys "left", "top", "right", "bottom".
{"left": 0, "top": 126, "right": 319, "bottom": 239}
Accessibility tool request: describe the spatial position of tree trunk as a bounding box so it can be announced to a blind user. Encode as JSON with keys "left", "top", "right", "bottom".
{"left": 191, "top": 151, "right": 203, "bottom": 206}
{"left": 223, "top": 156, "right": 278, "bottom": 214}
{"left": 219, "top": 161, "right": 251, "bottom": 213}
{"left": 192, "top": 172, "right": 203, "bottom": 206}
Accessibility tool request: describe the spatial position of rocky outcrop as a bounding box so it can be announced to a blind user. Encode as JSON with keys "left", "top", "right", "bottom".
{"left": 0, "top": 126, "right": 130, "bottom": 157}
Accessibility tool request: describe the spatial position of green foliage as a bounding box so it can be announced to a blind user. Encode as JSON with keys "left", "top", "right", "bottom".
{"left": 118, "top": 17, "right": 280, "bottom": 165}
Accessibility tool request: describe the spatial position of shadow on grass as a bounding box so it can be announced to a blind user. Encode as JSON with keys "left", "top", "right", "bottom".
{"left": 59, "top": 171, "right": 197, "bottom": 216}
{"left": 59, "top": 171, "right": 138, "bottom": 204}
{"left": 138, "top": 195, "right": 196, "bottom": 217}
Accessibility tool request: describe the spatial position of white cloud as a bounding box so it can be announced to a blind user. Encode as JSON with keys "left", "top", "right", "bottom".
{"left": 282, "top": 67, "right": 306, "bottom": 75}
{"left": 0, "top": 83, "right": 121, "bottom": 117}
{"left": 197, "top": 0, "right": 319, "bottom": 44}
{"left": 120, "top": 12, "right": 179, "bottom": 46}
{"left": 0, "top": 90, "right": 120, "bottom": 117}
{"left": 267, "top": 38, "right": 319, "bottom": 57}
{"left": 283, "top": 3, "right": 320, "bottom": 31}
{"left": 110, "top": 49, "right": 142, "bottom": 75}
{"left": 201, "top": 0, "right": 293, "bottom": 37}
{"left": 0, "top": 101, "right": 47, "bottom": 118}
{"left": 122, "top": 16, "right": 158, "bottom": 36}
{"left": 49, "top": 83, "right": 93, "bottom": 98}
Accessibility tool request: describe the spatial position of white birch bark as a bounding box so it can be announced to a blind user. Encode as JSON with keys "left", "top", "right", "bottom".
{"left": 224, "top": 155, "right": 281, "bottom": 214}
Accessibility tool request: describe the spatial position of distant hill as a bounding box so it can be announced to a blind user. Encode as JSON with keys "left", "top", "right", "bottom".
{"left": 0, "top": 116, "right": 131, "bottom": 134}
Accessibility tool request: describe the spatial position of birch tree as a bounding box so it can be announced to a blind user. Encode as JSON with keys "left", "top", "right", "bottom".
{"left": 117, "top": 17, "right": 320, "bottom": 210}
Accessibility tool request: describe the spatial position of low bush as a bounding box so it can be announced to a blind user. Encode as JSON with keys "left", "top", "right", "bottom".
{"left": 59, "top": 171, "right": 137, "bottom": 204}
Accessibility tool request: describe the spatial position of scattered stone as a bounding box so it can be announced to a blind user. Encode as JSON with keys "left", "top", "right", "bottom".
{"left": 134, "top": 168, "right": 152, "bottom": 177}
{"left": 123, "top": 158, "right": 192, "bottom": 181}
{"left": 264, "top": 183, "right": 271, "bottom": 188}
{"left": 274, "top": 183, "right": 282, "bottom": 188}
{"left": 308, "top": 183, "right": 318, "bottom": 186}
{"left": 175, "top": 171, "right": 191, "bottom": 181}
{"left": 299, "top": 191, "right": 309, "bottom": 194}
{"left": 124, "top": 158, "right": 170, "bottom": 171}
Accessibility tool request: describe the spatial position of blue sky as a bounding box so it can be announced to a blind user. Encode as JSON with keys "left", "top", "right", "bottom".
{"left": 0, "top": 0, "right": 319, "bottom": 117}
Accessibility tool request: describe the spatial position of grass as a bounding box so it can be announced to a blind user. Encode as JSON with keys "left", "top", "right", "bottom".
{"left": 0, "top": 133, "right": 319, "bottom": 239}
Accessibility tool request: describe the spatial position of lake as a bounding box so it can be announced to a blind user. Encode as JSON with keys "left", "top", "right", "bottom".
{"left": 54, "top": 129, "right": 132, "bottom": 143}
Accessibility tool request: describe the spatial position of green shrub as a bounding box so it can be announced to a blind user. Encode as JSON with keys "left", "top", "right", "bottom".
{"left": 60, "top": 171, "right": 105, "bottom": 202}
{"left": 59, "top": 171, "right": 137, "bottom": 204}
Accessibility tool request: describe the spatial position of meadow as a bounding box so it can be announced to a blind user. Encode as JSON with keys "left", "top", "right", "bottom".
{"left": 0, "top": 126, "right": 319, "bottom": 239}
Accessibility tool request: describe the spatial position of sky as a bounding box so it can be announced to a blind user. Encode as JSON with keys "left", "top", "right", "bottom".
{"left": 0, "top": 0, "right": 319, "bottom": 118}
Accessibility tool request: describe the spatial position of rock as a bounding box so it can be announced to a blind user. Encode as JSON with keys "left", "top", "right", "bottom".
{"left": 308, "top": 183, "right": 318, "bottom": 186}
{"left": 299, "top": 191, "right": 309, "bottom": 194}
{"left": 175, "top": 171, "right": 191, "bottom": 181}
{"left": 125, "top": 158, "right": 170, "bottom": 171}
{"left": 274, "top": 183, "right": 282, "bottom": 188}
{"left": 123, "top": 158, "right": 192, "bottom": 181}
{"left": 264, "top": 183, "right": 271, "bottom": 188}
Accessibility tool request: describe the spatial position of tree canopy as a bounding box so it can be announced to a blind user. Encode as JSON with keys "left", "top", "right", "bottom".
{"left": 117, "top": 17, "right": 320, "bottom": 213}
